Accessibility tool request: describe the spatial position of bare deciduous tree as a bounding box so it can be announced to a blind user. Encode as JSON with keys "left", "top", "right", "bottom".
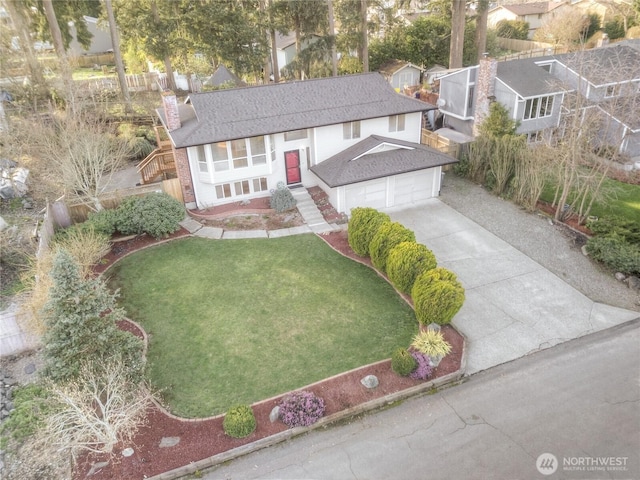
{"left": 533, "top": 9, "right": 590, "bottom": 46}
{"left": 43, "top": 360, "right": 152, "bottom": 462}
{"left": 38, "top": 115, "right": 130, "bottom": 211}
{"left": 543, "top": 47, "right": 640, "bottom": 223}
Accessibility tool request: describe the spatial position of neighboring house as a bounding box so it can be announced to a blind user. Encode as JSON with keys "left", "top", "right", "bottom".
{"left": 156, "top": 73, "right": 455, "bottom": 214}
{"left": 68, "top": 16, "right": 113, "bottom": 56}
{"left": 437, "top": 43, "right": 640, "bottom": 159}
{"left": 273, "top": 32, "right": 323, "bottom": 77}
{"left": 488, "top": 1, "right": 569, "bottom": 39}
{"left": 378, "top": 59, "right": 423, "bottom": 91}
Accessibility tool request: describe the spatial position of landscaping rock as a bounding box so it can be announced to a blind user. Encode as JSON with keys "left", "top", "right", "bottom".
{"left": 159, "top": 436, "right": 180, "bottom": 448}
{"left": 427, "top": 323, "right": 441, "bottom": 332}
{"left": 628, "top": 276, "right": 640, "bottom": 292}
{"left": 269, "top": 406, "right": 280, "bottom": 423}
{"left": 122, "top": 448, "right": 134, "bottom": 457}
{"left": 87, "top": 461, "right": 110, "bottom": 476}
{"left": 24, "top": 363, "right": 36, "bottom": 375}
{"left": 581, "top": 245, "right": 589, "bottom": 256}
{"left": 361, "top": 375, "right": 379, "bottom": 389}
{"left": 615, "top": 272, "right": 627, "bottom": 282}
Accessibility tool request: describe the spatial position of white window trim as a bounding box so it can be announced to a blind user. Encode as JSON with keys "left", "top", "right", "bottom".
{"left": 523, "top": 95, "right": 554, "bottom": 120}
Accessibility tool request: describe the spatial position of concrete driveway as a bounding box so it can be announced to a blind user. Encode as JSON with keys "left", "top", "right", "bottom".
{"left": 387, "top": 199, "right": 639, "bottom": 374}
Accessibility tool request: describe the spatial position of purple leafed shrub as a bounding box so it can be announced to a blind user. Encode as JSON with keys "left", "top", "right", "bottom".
{"left": 278, "top": 390, "right": 326, "bottom": 428}
{"left": 409, "top": 351, "right": 433, "bottom": 380}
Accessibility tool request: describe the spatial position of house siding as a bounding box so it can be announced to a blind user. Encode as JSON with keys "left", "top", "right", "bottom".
{"left": 439, "top": 68, "right": 477, "bottom": 120}
{"left": 389, "top": 66, "right": 422, "bottom": 90}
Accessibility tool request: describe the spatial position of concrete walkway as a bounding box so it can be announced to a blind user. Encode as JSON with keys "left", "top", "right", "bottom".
{"left": 184, "top": 188, "right": 340, "bottom": 240}
{"left": 387, "top": 199, "right": 639, "bottom": 374}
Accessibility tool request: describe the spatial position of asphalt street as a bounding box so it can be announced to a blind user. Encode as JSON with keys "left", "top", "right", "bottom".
{"left": 202, "top": 319, "right": 640, "bottom": 480}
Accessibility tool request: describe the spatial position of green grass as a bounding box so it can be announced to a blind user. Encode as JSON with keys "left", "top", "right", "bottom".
{"left": 108, "top": 235, "right": 417, "bottom": 418}
{"left": 541, "top": 178, "right": 640, "bottom": 224}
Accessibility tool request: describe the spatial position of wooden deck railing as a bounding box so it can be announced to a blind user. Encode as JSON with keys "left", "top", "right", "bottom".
{"left": 137, "top": 147, "right": 176, "bottom": 184}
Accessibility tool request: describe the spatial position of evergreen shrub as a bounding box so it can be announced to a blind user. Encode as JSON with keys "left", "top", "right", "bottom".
{"left": 412, "top": 268, "right": 465, "bottom": 325}
{"left": 369, "top": 222, "right": 415, "bottom": 273}
{"left": 270, "top": 182, "right": 297, "bottom": 212}
{"left": 223, "top": 405, "right": 256, "bottom": 438}
{"left": 347, "top": 207, "right": 390, "bottom": 257}
{"left": 386, "top": 242, "right": 437, "bottom": 294}
{"left": 135, "top": 192, "right": 185, "bottom": 238}
{"left": 391, "top": 347, "right": 417, "bottom": 377}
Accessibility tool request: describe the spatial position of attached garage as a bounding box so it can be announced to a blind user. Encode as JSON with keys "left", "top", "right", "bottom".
{"left": 311, "top": 135, "right": 456, "bottom": 215}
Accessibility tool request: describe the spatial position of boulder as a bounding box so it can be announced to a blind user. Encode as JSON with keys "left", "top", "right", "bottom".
{"left": 269, "top": 405, "right": 280, "bottom": 423}
{"left": 360, "top": 375, "right": 379, "bottom": 389}
{"left": 615, "top": 272, "right": 627, "bottom": 282}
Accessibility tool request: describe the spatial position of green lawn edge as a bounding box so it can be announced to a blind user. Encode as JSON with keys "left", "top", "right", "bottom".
{"left": 108, "top": 234, "right": 418, "bottom": 418}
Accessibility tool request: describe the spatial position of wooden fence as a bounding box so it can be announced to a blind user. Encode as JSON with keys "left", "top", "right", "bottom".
{"left": 421, "top": 129, "right": 461, "bottom": 159}
{"left": 63, "top": 179, "right": 183, "bottom": 224}
{"left": 496, "top": 38, "right": 569, "bottom": 61}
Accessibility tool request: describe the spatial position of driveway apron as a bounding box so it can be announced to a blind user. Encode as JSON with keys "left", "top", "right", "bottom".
{"left": 387, "top": 199, "right": 638, "bottom": 374}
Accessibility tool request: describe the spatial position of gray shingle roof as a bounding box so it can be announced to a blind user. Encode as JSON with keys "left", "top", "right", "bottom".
{"left": 555, "top": 45, "right": 640, "bottom": 86}
{"left": 204, "top": 65, "right": 246, "bottom": 88}
{"left": 310, "top": 135, "right": 457, "bottom": 187}
{"left": 159, "top": 73, "right": 435, "bottom": 148}
{"left": 497, "top": 58, "right": 565, "bottom": 98}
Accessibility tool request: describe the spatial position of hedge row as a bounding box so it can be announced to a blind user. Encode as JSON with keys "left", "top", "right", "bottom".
{"left": 55, "top": 192, "right": 185, "bottom": 241}
{"left": 347, "top": 207, "right": 465, "bottom": 325}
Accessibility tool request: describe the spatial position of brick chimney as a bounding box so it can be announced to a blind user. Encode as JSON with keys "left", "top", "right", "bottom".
{"left": 473, "top": 55, "right": 498, "bottom": 137}
{"left": 162, "top": 90, "right": 181, "bottom": 131}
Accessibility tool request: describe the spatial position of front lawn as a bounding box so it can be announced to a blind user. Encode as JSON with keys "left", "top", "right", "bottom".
{"left": 108, "top": 235, "right": 417, "bottom": 418}
{"left": 541, "top": 177, "right": 640, "bottom": 224}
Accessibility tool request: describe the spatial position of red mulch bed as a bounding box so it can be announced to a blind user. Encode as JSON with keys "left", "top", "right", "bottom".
{"left": 78, "top": 218, "right": 463, "bottom": 480}
{"left": 535, "top": 201, "right": 592, "bottom": 236}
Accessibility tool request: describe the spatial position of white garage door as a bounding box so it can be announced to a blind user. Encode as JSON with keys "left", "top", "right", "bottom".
{"left": 345, "top": 179, "right": 387, "bottom": 212}
{"left": 393, "top": 170, "right": 435, "bottom": 206}
{"left": 343, "top": 168, "right": 438, "bottom": 213}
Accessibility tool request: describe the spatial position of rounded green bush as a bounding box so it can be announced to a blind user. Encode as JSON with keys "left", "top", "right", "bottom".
{"left": 391, "top": 347, "right": 417, "bottom": 376}
{"left": 411, "top": 268, "right": 465, "bottom": 326}
{"left": 347, "top": 207, "right": 390, "bottom": 257}
{"left": 387, "top": 242, "right": 437, "bottom": 294}
{"left": 369, "top": 222, "right": 416, "bottom": 274}
{"left": 223, "top": 405, "right": 256, "bottom": 438}
{"left": 136, "top": 192, "right": 185, "bottom": 238}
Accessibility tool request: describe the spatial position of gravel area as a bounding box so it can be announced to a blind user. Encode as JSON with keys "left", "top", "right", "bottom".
{"left": 439, "top": 173, "right": 640, "bottom": 313}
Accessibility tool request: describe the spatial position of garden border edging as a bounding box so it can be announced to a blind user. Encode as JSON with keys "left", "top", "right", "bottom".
{"left": 145, "top": 332, "right": 467, "bottom": 480}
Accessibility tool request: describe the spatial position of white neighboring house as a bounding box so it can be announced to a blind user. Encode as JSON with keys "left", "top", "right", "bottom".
{"left": 156, "top": 73, "right": 456, "bottom": 214}
{"left": 68, "top": 16, "right": 113, "bottom": 56}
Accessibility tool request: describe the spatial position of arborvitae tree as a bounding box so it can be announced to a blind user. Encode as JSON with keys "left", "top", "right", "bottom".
{"left": 41, "top": 249, "right": 143, "bottom": 383}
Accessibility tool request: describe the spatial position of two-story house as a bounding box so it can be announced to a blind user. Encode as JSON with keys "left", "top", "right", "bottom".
{"left": 437, "top": 43, "right": 640, "bottom": 160}
{"left": 157, "top": 73, "right": 456, "bottom": 214}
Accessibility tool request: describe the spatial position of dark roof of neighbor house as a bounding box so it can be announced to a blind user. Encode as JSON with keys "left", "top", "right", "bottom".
{"left": 159, "top": 73, "right": 435, "bottom": 148}
{"left": 310, "top": 135, "right": 457, "bottom": 187}
{"left": 378, "top": 59, "right": 423, "bottom": 76}
{"left": 204, "top": 65, "right": 246, "bottom": 88}
{"left": 497, "top": 58, "right": 565, "bottom": 98}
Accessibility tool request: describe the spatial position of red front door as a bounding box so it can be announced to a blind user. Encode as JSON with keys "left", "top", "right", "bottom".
{"left": 285, "top": 150, "right": 301, "bottom": 185}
